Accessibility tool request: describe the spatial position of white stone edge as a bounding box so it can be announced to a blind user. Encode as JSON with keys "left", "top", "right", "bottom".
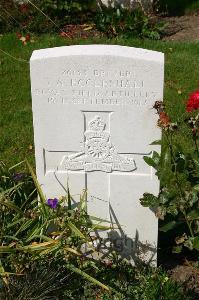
{"left": 30, "top": 45, "right": 164, "bottom": 63}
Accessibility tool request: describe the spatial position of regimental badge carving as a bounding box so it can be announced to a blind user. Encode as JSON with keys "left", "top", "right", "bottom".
{"left": 59, "top": 116, "right": 136, "bottom": 173}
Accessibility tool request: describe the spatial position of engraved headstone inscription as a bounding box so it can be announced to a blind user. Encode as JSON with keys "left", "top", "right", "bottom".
{"left": 30, "top": 45, "right": 164, "bottom": 264}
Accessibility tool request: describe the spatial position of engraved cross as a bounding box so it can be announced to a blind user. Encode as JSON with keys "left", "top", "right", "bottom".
{"left": 44, "top": 112, "right": 150, "bottom": 220}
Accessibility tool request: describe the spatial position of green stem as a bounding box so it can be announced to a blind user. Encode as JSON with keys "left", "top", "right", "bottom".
{"left": 182, "top": 210, "right": 194, "bottom": 238}
{"left": 165, "top": 132, "right": 194, "bottom": 238}
{"left": 193, "top": 136, "right": 199, "bottom": 158}
{"left": 193, "top": 112, "right": 199, "bottom": 158}
{"left": 165, "top": 132, "right": 184, "bottom": 199}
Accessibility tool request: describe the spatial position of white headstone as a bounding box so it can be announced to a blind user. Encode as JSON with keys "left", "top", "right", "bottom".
{"left": 99, "top": 0, "right": 153, "bottom": 12}
{"left": 30, "top": 45, "right": 164, "bottom": 264}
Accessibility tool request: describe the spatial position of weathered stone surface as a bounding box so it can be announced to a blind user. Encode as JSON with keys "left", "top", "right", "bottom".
{"left": 30, "top": 45, "right": 164, "bottom": 264}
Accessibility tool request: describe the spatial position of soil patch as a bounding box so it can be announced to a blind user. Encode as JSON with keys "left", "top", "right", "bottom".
{"left": 60, "top": 24, "right": 103, "bottom": 39}
{"left": 170, "top": 265, "right": 199, "bottom": 299}
{"left": 59, "top": 14, "right": 199, "bottom": 42}
{"left": 162, "top": 14, "right": 199, "bottom": 41}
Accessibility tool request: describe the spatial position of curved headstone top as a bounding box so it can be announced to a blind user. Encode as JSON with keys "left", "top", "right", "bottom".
{"left": 31, "top": 44, "right": 164, "bottom": 63}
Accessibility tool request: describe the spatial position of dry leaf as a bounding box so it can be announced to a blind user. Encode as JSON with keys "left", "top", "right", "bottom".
{"left": 83, "top": 26, "right": 93, "bottom": 31}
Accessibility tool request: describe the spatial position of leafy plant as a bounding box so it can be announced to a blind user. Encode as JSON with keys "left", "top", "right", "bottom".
{"left": 0, "top": 0, "right": 166, "bottom": 39}
{"left": 0, "top": 0, "right": 96, "bottom": 34}
{"left": 37, "top": 0, "right": 95, "bottom": 16}
{"left": 1, "top": 259, "right": 190, "bottom": 300}
{"left": 0, "top": 161, "right": 190, "bottom": 299}
{"left": 95, "top": 5, "right": 165, "bottom": 39}
{"left": 153, "top": 0, "right": 198, "bottom": 16}
{"left": 140, "top": 92, "right": 199, "bottom": 253}
{"left": 0, "top": 160, "right": 111, "bottom": 292}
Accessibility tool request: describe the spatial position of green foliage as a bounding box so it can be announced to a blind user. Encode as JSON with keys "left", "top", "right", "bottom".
{"left": 36, "top": 0, "right": 96, "bottom": 26}
{"left": 185, "top": 1, "right": 199, "bottom": 14}
{"left": 0, "top": 161, "right": 190, "bottom": 299}
{"left": 0, "top": 161, "right": 36, "bottom": 210}
{"left": 154, "top": 0, "right": 199, "bottom": 16}
{"left": 0, "top": 161, "right": 111, "bottom": 291}
{"left": 95, "top": 6, "right": 165, "bottom": 39}
{"left": 0, "top": 0, "right": 96, "bottom": 33}
{"left": 1, "top": 33, "right": 199, "bottom": 167}
{"left": 140, "top": 108, "right": 199, "bottom": 253}
{"left": 0, "top": 0, "right": 165, "bottom": 39}
{"left": 38, "top": 0, "right": 95, "bottom": 15}
{"left": 69, "top": 263, "right": 190, "bottom": 300}
{"left": 1, "top": 260, "right": 189, "bottom": 300}
{"left": 0, "top": 0, "right": 19, "bottom": 33}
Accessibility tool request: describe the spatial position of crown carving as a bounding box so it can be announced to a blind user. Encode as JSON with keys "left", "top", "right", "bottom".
{"left": 88, "top": 116, "right": 105, "bottom": 132}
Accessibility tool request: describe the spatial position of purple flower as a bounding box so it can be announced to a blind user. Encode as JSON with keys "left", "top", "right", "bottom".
{"left": 12, "top": 172, "right": 25, "bottom": 182}
{"left": 47, "top": 198, "right": 58, "bottom": 209}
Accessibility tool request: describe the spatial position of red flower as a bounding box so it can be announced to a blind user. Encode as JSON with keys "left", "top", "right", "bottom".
{"left": 16, "top": 32, "right": 22, "bottom": 39}
{"left": 186, "top": 90, "right": 199, "bottom": 112}
{"left": 25, "top": 34, "right": 31, "bottom": 42}
{"left": 158, "top": 112, "right": 170, "bottom": 126}
{"left": 16, "top": 32, "right": 31, "bottom": 45}
{"left": 19, "top": 4, "right": 29, "bottom": 13}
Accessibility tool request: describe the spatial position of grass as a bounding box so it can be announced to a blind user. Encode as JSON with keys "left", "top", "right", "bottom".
{"left": 2, "top": 262, "right": 189, "bottom": 300}
{"left": 0, "top": 33, "right": 199, "bottom": 167}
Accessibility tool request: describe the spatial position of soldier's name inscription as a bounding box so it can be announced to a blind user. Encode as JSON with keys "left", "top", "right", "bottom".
{"left": 34, "top": 68, "right": 157, "bottom": 106}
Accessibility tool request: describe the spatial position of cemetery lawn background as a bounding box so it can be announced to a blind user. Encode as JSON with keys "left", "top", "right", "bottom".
{"left": 0, "top": 33, "right": 199, "bottom": 167}
{"left": 0, "top": 33, "right": 199, "bottom": 298}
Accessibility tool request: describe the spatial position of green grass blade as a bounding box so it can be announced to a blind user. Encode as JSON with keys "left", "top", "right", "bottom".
{"left": 38, "top": 246, "right": 59, "bottom": 256}
{"left": 90, "top": 223, "right": 111, "bottom": 231}
{"left": 79, "top": 189, "right": 87, "bottom": 212}
{"left": 0, "top": 198, "right": 23, "bottom": 214}
{"left": 67, "top": 184, "right": 72, "bottom": 211}
{"left": 15, "top": 219, "right": 35, "bottom": 236}
{"left": 64, "top": 247, "right": 81, "bottom": 256}
{"left": 20, "top": 188, "right": 37, "bottom": 209}
{"left": 3, "top": 235, "right": 20, "bottom": 242}
{"left": 25, "top": 225, "right": 43, "bottom": 242}
{"left": 26, "top": 235, "right": 53, "bottom": 243}
{"left": 0, "top": 260, "right": 6, "bottom": 277}
{"left": 7, "top": 217, "right": 26, "bottom": 228}
{"left": 67, "top": 221, "right": 86, "bottom": 239}
{"left": 65, "top": 263, "right": 110, "bottom": 291}
{"left": 25, "top": 159, "right": 47, "bottom": 217}
{"left": 20, "top": 240, "right": 58, "bottom": 251}
{"left": 0, "top": 183, "right": 23, "bottom": 199}
{"left": 89, "top": 215, "right": 112, "bottom": 224}
{"left": 8, "top": 160, "right": 25, "bottom": 171}
{"left": 0, "top": 246, "right": 16, "bottom": 253}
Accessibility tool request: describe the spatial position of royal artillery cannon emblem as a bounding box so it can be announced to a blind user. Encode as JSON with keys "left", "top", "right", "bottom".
{"left": 59, "top": 115, "right": 136, "bottom": 173}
